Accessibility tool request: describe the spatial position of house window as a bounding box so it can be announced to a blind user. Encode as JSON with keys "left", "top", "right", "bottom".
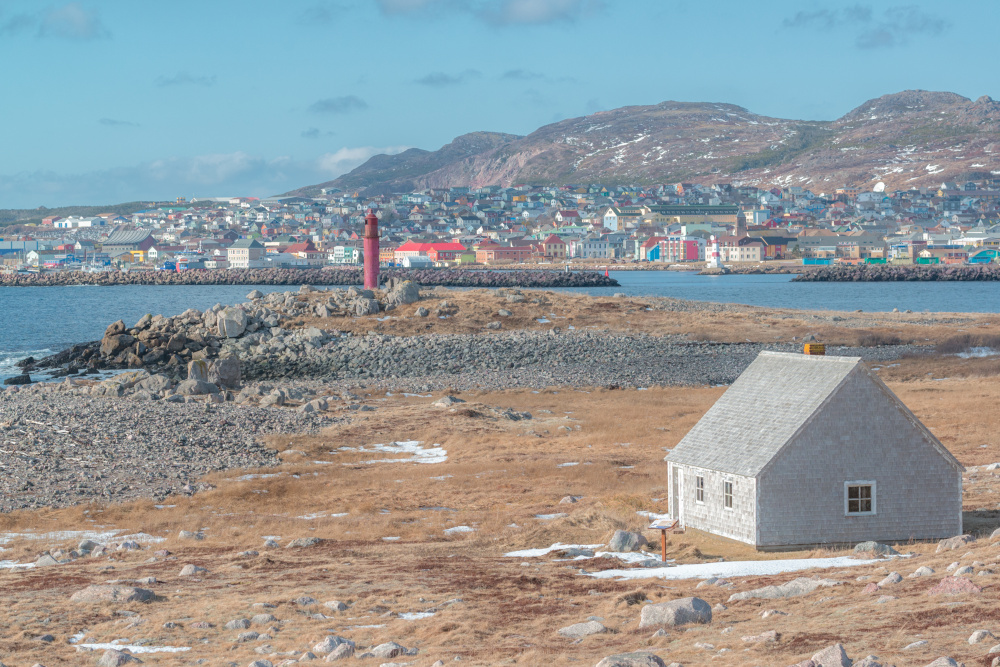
{"left": 723, "top": 481, "right": 733, "bottom": 509}
{"left": 845, "top": 481, "right": 876, "bottom": 516}
{"left": 696, "top": 476, "right": 705, "bottom": 503}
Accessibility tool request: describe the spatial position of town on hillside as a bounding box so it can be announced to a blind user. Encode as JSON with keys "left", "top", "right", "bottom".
{"left": 2, "top": 179, "right": 1000, "bottom": 273}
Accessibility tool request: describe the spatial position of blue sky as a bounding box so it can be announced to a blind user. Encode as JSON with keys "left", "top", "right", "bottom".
{"left": 0, "top": 0, "right": 994, "bottom": 208}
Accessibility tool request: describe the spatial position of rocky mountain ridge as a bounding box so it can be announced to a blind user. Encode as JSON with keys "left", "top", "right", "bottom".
{"left": 292, "top": 90, "right": 1000, "bottom": 196}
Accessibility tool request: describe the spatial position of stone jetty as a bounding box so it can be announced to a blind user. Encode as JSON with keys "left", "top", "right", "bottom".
{"left": 0, "top": 266, "right": 618, "bottom": 288}
{"left": 792, "top": 264, "right": 1000, "bottom": 282}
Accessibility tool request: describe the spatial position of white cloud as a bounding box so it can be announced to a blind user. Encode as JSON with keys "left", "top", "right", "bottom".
{"left": 38, "top": 3, "right": 110, "bottom": 39}
{"left": 0, "top": 147, "right": 410, "bottom": 208}
{"left": 375, "top": 0, "right": 602, "bottom": 25}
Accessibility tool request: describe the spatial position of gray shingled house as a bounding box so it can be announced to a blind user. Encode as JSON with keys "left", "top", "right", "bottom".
{"left": 665, "top": 351, "right": 963, "bottom": 550}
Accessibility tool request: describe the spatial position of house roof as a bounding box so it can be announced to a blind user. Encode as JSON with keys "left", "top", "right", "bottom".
{"left": 104, "top": 229, "right": 152, "bottom": 245}
{"left": 666, "top": 351, "right": 960, "bottom": 477}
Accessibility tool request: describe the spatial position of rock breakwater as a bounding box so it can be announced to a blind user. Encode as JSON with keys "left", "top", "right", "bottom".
{"left": 0, "top": 267, "right": 618, "bottom": 288}
{"left": 792, "top": 265, "right": 1000, "bottom": 282}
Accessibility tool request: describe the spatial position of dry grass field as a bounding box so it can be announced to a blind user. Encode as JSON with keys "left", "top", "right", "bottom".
{"left": 3, "top": 370, "right": 1000, "bottom": 666}
{"left": 289, "top": 287, "right": 1000, "bottom": 349}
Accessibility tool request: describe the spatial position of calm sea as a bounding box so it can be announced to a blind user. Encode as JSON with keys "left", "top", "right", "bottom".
{"left": 0, "top": 273, "right": 997, "bottom": 380}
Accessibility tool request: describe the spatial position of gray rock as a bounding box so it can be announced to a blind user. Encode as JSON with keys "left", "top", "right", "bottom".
{"left": 595, "top": 652, "right": 667, "bottom": 667}
{"left": 434, "top": 395, "right": 465, "bottom": 407}
{"left": 225, "top": 619, "right": 251, "bottom": 630}
{"left": 498, "top": 309, "right": 513, "bottom": 317}
{"left": 877, "top": 572, "right": 902, "bottom": 586}
{"left": 251, "top": 613, "right": 277, "bottom": 625}
{"left": 136, "top": 374, "right": 172, "bottom": 394}
{"left": 854, "top": 541, "right": 899, "bottom": 556}
{"left": 558, "top": 620, "right": 608, "bottom": 638}
{"left": 638, "top": 597, "right": 712, "bottom": 628}
{"left": 909, "top": 566, "right": 935, "bottom": 578}
{"left": 323, "top": 643, "right": 355, "bottom": 660}
{"left": 209, "top": 358, "right": 242, "bottom": 389}
{"left": 179, "top": 564, "right": 207, "bottom": 576}
{"left": 811, "top": 643, "right": 852, "bottom": 667}
{"left": 187, "top": 359, "right": 210, "bottom": 382}
{"left": 71, "top": 585, "right": 154, "bottom": 603}
{"left": 97, "top": 649, "right": 143, "bottom": 666}
{"left": 937, "top": 534, "right": 975, "bottom": 552}
{"left": 247, "top": 290, "right": 264, "bottom": 300}
{"left": 728, "top": 577, "right": 840, "bottom": 602}
{"left": 608, "top": 529, "right": 647, "bottom": 553}
{"left": 237, "top": 631, "right": 259, "bottom": 642}
{"left": 416, "top": 307, "right": 430, "bottom": 317}
{"left": 217, "top": 307, "right": 248, "bottom": 338}
{"left": 354, "top": 298, "right": 380, "bottom": 316}
{"left": 853, "top": 657, "right": 884, "bottom": 667}
{"left": 969, "top": 629, "right": 995, "bottom": 644}
{"left": 313, "top": 635, "right": 354, "bottom": 653}
{"left": 178, "top": 530, "right": 203, "bottom": 540}
{"left": 175, "top": 379, "right": 219, "bottom": 396}
{"left": 323, "top": 600, "right": 347, "bottom": 612}
{"left": 371, "top": 642, "right": 412, "bottom": 658}
{"left": 923, "top": 660, "right": 961, "bottom": 667}
{"left": 384, "top": 281, "right": 420, "bottom": 306}
{"left": 78, "top": 539, "right": 100, "bottom": 554}
{"left": 35, "top": 554, "right": 63, "bottom": 567}
{"left": 286, "top": 537, "right": 321, "bottom": 549}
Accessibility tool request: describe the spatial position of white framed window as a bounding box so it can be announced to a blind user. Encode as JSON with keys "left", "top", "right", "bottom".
{"left": 845, "top": 481, "right": 876, "bottom": 516}
{"left": 696, "top": 476, "right": 705, "bottom": 503}
{"left": 723, "top": 480, "right": 733, "bottom": 510}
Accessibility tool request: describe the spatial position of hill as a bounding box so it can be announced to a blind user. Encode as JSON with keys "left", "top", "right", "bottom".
{"left": 290, "top": 90, "right": 1000, "bottom": 195}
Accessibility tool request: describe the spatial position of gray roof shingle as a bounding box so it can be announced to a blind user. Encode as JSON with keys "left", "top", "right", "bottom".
{"left": 665, "top": 352, "right": 860, "bottom": 477}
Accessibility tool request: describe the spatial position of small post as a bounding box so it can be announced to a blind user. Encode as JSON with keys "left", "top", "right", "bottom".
{"left": 649, "top": 517, "right": 680, "bottom": 563}
{"left": 660, "top": 528, "right": 667, "bottom": 562}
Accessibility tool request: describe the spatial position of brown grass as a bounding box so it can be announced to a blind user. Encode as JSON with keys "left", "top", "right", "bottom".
{"left": 2, "top": 377, "right": 1000, "bottom": 665}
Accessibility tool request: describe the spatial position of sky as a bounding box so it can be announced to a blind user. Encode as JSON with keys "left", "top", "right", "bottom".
{"left": 0, "top": 0, "right": 996, "bottom": 208}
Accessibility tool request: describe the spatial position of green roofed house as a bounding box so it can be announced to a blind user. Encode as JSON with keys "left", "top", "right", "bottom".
{"left": 665, "top": 351, "right": 963, "bottom": 550}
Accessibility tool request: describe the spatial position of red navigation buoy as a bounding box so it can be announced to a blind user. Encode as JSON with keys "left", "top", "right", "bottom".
{"left": 604, "top": 268, "right": 609, "bottom": 277}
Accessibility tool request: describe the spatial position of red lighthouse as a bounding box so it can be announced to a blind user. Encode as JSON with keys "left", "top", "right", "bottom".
{"left": 363, "top": 208, "right": 380, "bottom": 290}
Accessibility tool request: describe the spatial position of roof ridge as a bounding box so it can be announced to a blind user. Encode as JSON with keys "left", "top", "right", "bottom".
{"left": 758, "top": 350, "right": 861, "bottom": 363}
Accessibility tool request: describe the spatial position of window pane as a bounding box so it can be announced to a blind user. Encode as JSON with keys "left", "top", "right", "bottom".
{"left": 848, "top": 499, "right": 860, "bottom": 513}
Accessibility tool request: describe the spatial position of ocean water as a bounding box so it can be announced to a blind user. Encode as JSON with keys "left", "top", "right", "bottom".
{"left": 0, "top": 273, "right": 998, "bottom": 381}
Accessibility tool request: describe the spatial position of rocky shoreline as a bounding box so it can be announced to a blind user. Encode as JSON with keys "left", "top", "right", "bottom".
{"left": 0, "top": 266, "right": 619, "bottom": 288}
{"left": 792, "top": 264, "right": 1000, "bottom": 281}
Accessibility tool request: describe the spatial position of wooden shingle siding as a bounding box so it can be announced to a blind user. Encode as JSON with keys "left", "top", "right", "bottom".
{"left": 757, "top": 370, "right": 962, "bottom": 547}
{"left": 670, "top": 464, "right": 756, "bottom": 545}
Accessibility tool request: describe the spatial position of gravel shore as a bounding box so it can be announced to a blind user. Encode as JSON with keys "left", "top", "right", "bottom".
{"left": 0, "top": 394, "right": 336, "bottom": 511}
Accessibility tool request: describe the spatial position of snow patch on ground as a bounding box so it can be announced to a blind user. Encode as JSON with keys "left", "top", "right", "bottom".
{"left": 0, "top": 530, "right": 163, "bottom": 546}
{"left": 399, "top": 612, "right": 436, "bottom": 620}
{"left": 444, "top": 526, "right": 475, "bottom": 535}
{"left": 337, "top": 440, "right": 447, "bottom": 465}
{"left": 504, "top": 542, "right": 605, "bottom": 558}
{"left": 956, "top": 347, "right": 998, "bottom": 358}
{"left": 79, "top": 642, "right": 191, "bottom": 654}
{"left": 585, "top": 555, "right": 882, "bottom": 580}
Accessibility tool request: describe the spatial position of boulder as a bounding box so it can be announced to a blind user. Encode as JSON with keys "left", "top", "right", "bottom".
{"left": 97, "top": 649, "right": 143, "bottom": 666}
{"left": 729, "top": 577, "right": 841, "bottom": 602}
{"left": 247, "top": 290, "right": 264, "bottom": 299}
{"left": 558, "top": 621, "right": 608, "bottom": 638}
{"left": 208, "top": 358, "right": 241, "bottom": 389}
{"left": 923, "top": 660, "right": 962, "bottom": 667}
{"left": 217, "top": 307, "right": 248, "bottom": 338}
{"left": 416, "top": 307, "right": 430, "bottom": 317}
{"left": 434, "top": 395, "right": 465, "bottom": 407}
{"left": 638, "top": 597, "right": 711, "bottom": 628}
{"left": 286, "top": 537, "right": 321, "bottom": 548}
{"left": 105, "top": 320, "right": 126, "bottom": 337}
{"left": 877, "top": 572, "right": 902, "bottom": 586}
{"left": 595, "top": 652, "right": 667, "bottom": 667}
{"left": 101, "top": 334, "right": 135, "bottom": 357}
{"left": 224, "top": 619, "right": 250, "bottom": 630}
{"left": 969, "top": 629, "right": 996, "bottom": 644}
{"left": 313, "top": 636, "right": 354, "bottom": 654}
{"left": 370, "top": 642, "right": 414, "bottom": 658}
{"left": 354, "top": 298, "right": 380, "bottom": 316}
{"left": 608, "top": 529, "right": 648, "bottom": 553}
{"left": 854, "top": 541, "right": 899, "bottom": 556}
{"left": 324, "top": 601, "right": 348, "bottom": 612}
{"left": 384, "top": 280, "right": 421, "bottom": 306}
{"left": 927, "top": 576, "right": 982, "bottom": 596}
{"left": 71, "top": 585, "right": 154, "bottom": 603}
{"left": 137, "top": 374, "right": 172, "bottom": 393}
{"left": 811, "top": 644, "right": 852, "bottom": 667}
{"left": 165, "top": 333, "right": 187, "bottom": 352}
{"left": 175, "top": 379, "right": 219, "bottom": 396}
{"left": 3, "top": 374, "right": 31, "bottom": 385}
{"left": 909, "top": 566, "right": 934, "bottom": 577}
{"left": 187, "top": 359, "right": 209, "bottom": 382}
{"left": 179, "top": 564, "right": 207, "bottom": 576}
{"left": 936, "top": 535, "right": 975, "bottom": 552}
{"left": 324, "top": 643, "right": 355, "bottom": 660}
{"left": 742, "top": 630, "right": 779, "bottom": 643}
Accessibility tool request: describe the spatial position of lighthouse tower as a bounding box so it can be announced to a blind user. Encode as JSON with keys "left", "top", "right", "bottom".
{"left": 705, "top": 235, "right": 724, "bottom": 269}
{"left": 363, "top": 209, "right": 380, "bottom": 290}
